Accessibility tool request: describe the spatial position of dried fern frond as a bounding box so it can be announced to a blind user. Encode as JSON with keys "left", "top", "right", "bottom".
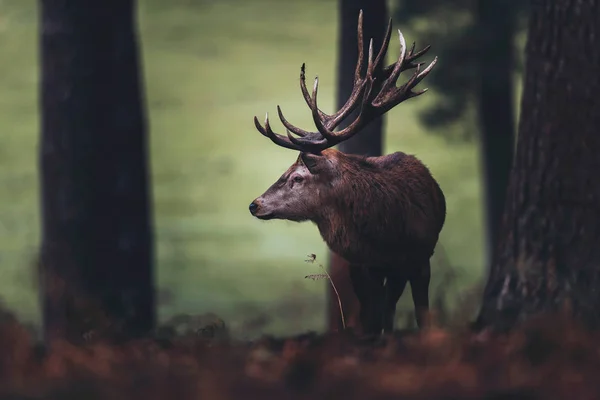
{"left": 305, "top": 254, "right": 317, "bottom": 264}
{"left": 303, "top": 253, "right": 346, "bottom": 330}
{"left": 305, "top": 274, "right": 328, "bottom": 281}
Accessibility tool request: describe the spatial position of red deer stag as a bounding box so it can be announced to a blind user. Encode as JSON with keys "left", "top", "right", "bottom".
{"left": 249, "top": 10, "right": 446, "bottom": 335}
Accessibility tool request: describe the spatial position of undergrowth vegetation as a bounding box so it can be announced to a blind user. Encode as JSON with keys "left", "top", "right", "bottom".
{"left": 0, "top": 304, "right": 597, "bottom": 400}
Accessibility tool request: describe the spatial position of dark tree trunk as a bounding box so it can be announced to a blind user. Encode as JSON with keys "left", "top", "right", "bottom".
{"left": 476, "top": 0, "right": 516, "bottom": 273}
{"left": 39, "top": 0, "right": 155, "bottom": 343}
{"left": 328, "top": 0, "right": 387, "bottom": 332}
{"left": 477, "top": 0, "right": 600, "bottom": 331}
{"left": 336, "top": 0, "right": 387, "bottom": 157}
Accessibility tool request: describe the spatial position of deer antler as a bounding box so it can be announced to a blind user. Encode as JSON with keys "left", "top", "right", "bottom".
{"left": 253, "top": 9, "right": 438, "bottom": 154}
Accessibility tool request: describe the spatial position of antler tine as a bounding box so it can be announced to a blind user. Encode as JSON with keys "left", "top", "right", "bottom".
{"left": 285, "top": 127, "right": 328, "bottom": 148}
{"left": 372, "top": 26, "right": 437, "bottom": 109}
{"left": 374, "top": 56, "right": 439, "bottom": 111}
{"left": 278, "top": 74, "right": 339, "bottom": 142}
{"left": 382, "top": 42, "right": 431, "bottom": 77}
{"left": 378, "top": 29, "right": 408, "bottom": 98}
{"left": 254, "top": 109, "right": 331, "bottom": 152}
{"left": 277, "top": 105, "right": 312, "bottom": 138}
{"left": 309, "top": 76, "right": 339, "bottom": 140}
{"left": 400, "top": 56, "right": 438, "bottom": 97}
{"left": 408, "top": 44, "right": 431, "bottom": 63}
{"left": 409, "top": 41, "right": 416, "bottom": 57}
{"left": 413, "top": 56, "right": 438, "bottom": 86}
{"left": 298, "top": 62, "right": 363, "bottom": 135}
{"left": 373, "top": 18, "right": 393, "bottom": 71}
{"left": 354, "top": 10, "right": 365, "bottom": 83}
{"left": 299, "top": 63, "right": 327, "bottom": 122}
{"left": 330, "top": 61, "right": 378, "bottom": 142}
{"left": 366, "top": 39, "right": 375, "bottom": 77}
{"left": 327, "top": 94, "right": 372, "bottom": 142}
{"left": 253, "top": 114, "right": 303, "bottom": 151}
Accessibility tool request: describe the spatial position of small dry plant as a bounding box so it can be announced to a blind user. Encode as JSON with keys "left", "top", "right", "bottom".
{"left": 304, "top": 254, "right": 346, "bottom": 330}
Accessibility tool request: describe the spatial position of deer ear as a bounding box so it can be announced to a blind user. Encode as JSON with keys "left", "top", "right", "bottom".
{"left": 300, "top": 152, "right": 327, "bottom": 174}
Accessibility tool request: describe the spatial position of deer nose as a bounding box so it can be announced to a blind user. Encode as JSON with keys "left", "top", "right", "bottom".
{"left": 249, "top": 202, "right": 258, "bottom": 215}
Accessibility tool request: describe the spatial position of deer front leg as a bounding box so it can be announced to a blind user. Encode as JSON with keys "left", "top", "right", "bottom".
{"left": 349, "top": 265, "right": 407, "bottom": 335}
{"left": 348, "top": 264, "right": 384, "bottom": 335}
{"left": 382, "top": 276, "right": 408, "bottom": 333}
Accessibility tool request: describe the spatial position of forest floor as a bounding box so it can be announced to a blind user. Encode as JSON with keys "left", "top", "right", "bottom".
{"left": 0, "top": 307, "right": 597, "bottom": 400}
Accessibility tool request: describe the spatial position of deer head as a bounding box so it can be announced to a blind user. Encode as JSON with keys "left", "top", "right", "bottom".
{"left": 249, "top": 10, "right": 437, "bottom": 222}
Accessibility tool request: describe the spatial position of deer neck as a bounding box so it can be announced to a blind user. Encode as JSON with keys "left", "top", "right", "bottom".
{"left": 313, "top": 203, "right": 354, "bottom": 260}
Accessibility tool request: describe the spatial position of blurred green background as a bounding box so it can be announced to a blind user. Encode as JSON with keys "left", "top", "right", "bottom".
{"left": 0, "top": 0, "right": 525, "bottom": 339}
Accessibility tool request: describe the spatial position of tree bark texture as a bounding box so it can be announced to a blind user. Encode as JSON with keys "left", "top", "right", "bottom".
{"left": 328, "top": 0, "right": 388, "bottom": 332}
{"left": 476, "top": 0, "right": 516, "bottom": 273}
{"left": 39, "top": 0, "right": 155, "bottom": 342}
{"left": 477, "top": 0, "right": 600, "bottom": 331}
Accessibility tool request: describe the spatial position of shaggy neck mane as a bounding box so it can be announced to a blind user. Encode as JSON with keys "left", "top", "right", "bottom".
{"left": 313, "top": 152, "right": 404, "bottom": 247}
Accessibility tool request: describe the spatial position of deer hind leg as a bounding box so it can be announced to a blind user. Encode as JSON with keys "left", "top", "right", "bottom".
{"left": 409, "top": 259, "right": 431, "bottom": 329}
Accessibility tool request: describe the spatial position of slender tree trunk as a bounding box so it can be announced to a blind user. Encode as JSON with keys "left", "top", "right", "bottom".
{"left": 328, "top": 0, "right": 387, "bottom": 332}
{"left": 477, "top": 0, "right": 600, "bottom": 331}
{"left": 39, "top": 0, "right": 155, "bottom": 343}
{"left": 476, "top": 0, "right": 516, "bottom": 273}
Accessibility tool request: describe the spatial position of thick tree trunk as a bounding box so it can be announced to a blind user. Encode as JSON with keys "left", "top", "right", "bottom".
{"left": 328, "top": 0, "right": 387, "bottom": 332}
{"left": 39, "top": 0, "right": 155, "bottom": 343}
{"left": 477, "top": 0, "right": 600, "bottom": 331}
{"left": 476, "top": 0, "right": 516, "bottom": 273}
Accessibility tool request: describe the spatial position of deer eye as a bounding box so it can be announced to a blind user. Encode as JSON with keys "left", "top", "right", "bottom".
{"left": 292, "top": 175, "right": 304, "bottom": 184}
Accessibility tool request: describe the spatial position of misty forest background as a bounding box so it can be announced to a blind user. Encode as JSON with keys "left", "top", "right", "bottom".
{"left": 0, "top": 0, "right": 527, "bottom": 339}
